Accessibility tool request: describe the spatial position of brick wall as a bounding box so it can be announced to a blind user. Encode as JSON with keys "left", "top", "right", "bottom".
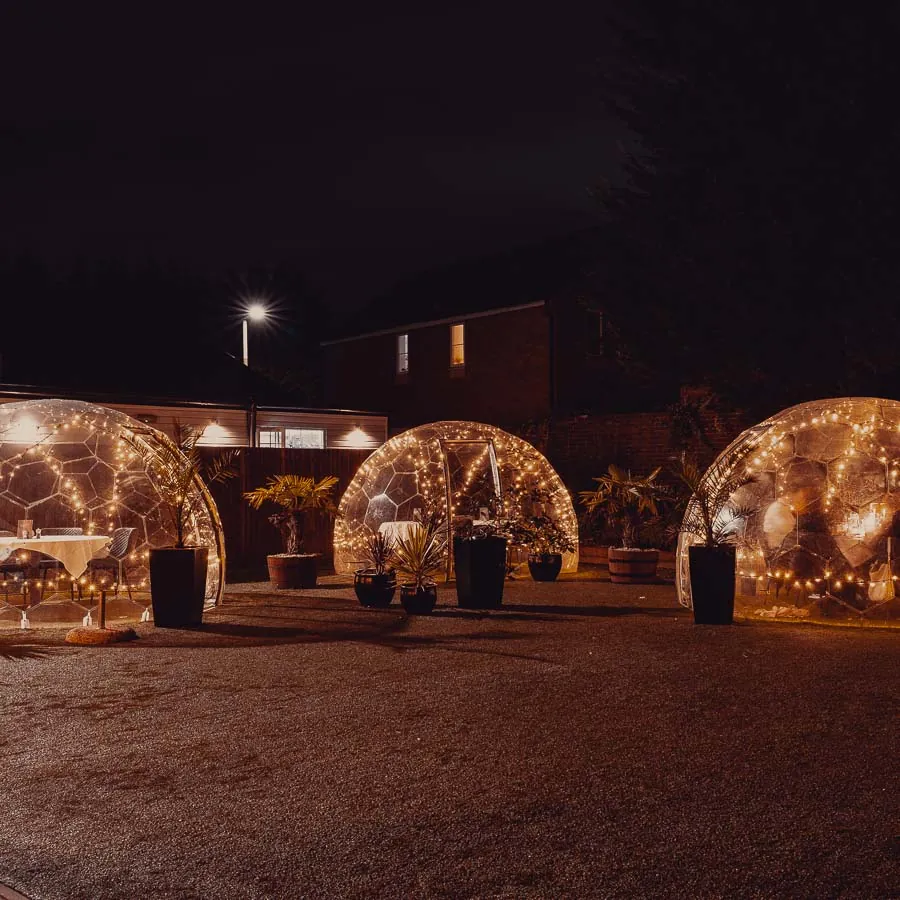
{"left": 543, "top": 407, "right": 751, "bottom": 495}
{"left": 324, "top": 305, "right": 551, "bottom": 431}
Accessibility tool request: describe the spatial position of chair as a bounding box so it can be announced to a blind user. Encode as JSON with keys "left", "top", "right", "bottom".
{"left": 86, "top": 527, "right": 136, "bottom": 599}
{"left": 37, "top": 528, "right": 85, "bottom": 598}
{"left": 0, "top": 530, "right": 28, "bottom": 601}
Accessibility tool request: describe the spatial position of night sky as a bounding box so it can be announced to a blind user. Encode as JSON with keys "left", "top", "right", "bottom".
{"left": 1, "top": 3, "right": 623, "bottom": 317}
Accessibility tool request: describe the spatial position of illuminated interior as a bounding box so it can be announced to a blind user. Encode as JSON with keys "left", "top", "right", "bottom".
{"left": 676, "top": 397, "right": 900, "bottom": 622}
{"left": 333, "top": 420, "right": 578, "bottom": 577}
{"left": 0, "top": 398, "right": 225, "bottom": 627}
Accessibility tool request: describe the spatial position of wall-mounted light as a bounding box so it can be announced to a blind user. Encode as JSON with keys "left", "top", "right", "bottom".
{"left": 345, "top": 426, "right": 371, "bottom": 448}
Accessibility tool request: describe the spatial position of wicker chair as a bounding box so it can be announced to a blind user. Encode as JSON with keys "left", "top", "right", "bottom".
{"left": 86, "top": 527, "right": 136, "bottom": 599}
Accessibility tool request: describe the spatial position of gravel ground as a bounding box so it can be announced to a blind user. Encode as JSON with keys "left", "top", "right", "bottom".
{"left": 0, "top": 569, "right": 897, "bottom": 900}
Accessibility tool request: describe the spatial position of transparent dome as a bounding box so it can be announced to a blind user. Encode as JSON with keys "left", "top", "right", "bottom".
{"left": 334, "top": 420, "right": 579, "bottom": 577}
{"left": 0, "top": 398, "right": 225, "bottom": 627}
{"left": 676, "top": 397, "right": 900, "bottom": 623}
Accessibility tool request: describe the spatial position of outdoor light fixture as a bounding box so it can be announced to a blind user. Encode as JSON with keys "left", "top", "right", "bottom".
{"left": 242, "top": 303, "right": 268, "bottom": 366}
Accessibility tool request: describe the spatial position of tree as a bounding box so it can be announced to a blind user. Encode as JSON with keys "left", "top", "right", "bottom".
{"left": 588, "top": 2, "right": 900, "bottom": 417}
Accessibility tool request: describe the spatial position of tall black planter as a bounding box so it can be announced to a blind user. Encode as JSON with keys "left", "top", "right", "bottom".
{"left": 689, "top": 545, "right": 736, "bottom": 625}
{"left": 149, "top": 547, "right": 209, "bottom": 628}
{"left": 454, "top": 535, "right": 507, "bottom": 609}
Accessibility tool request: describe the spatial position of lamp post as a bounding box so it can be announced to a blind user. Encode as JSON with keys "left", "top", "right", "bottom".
{"left": 242, "top": 303, "right": 268, "bottom": 366}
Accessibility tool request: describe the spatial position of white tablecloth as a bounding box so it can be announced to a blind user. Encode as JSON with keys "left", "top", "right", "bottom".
{"left": 0, "top": 535, "right": 112, "bottom": 578}
{"left": 378, "top": 521, "right": 421, "bottom": 544}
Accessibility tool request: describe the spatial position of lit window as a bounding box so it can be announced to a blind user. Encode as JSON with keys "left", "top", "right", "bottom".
{"left": 258, "top": 429, "right": 283, "bottom": 448}
{"left": 397, "top": 333, "right": 409, "bottom": 374}
{"left": 450, "top": 323, "right": 465, "bottom": 367}
{"left": 285, "top": 428, "right": 325, "bottom": 449}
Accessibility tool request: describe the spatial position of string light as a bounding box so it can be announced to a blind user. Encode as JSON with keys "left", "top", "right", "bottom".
{"left": 333, "top": 420, "right": 579, "bottom": 577}
{"left": 0, "top": 398, "right": 226, "bottom": 620}
{"left": 678, "top": 397, "right": 900, "bottom": 622}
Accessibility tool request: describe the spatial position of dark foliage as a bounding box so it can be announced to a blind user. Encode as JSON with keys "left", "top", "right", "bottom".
{"left": 587, "top": 2, "right": 900, "bottom": 418}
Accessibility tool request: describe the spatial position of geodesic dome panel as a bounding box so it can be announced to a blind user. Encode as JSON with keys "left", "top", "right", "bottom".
{"left": 676, "top": 398, "right": 900, "bottom": 623}
{"left": 334, "top": 420, "right": 579, "bottom": 576}
{"left": 0, "top": 399, "right": 225, "bottom": 626}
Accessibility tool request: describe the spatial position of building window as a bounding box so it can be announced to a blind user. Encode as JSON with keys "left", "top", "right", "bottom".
{"left": 450, "top": 322, "right": 465, "bottom": 368}
{"left": 258, "top": 429, "right": 283, "bottom": 448}
{"left": 397, "top": 333, "right": 409, "bottom": 374}
{"left": 285, "top": 428, "right": 326, "bottom": 449}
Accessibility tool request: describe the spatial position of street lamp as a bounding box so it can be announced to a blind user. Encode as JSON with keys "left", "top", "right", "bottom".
{"left": 242, "top": 303, "right": 268, "bottom": 366}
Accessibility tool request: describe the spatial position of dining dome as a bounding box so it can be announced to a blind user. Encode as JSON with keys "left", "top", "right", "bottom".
{"left": 0, "top": 398, "right": 225, "bottom": 625}
{"left": 676, "top": 397, "right": 900, "bottom": 622}
{"left": 333, "top": 420, "right": 578, "bottom": 577}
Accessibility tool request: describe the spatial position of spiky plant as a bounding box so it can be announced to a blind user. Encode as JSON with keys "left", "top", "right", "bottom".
{"left": 393, "top": 510, "right": 448, "bottom": 589}
{"left": 361, "top": 531, "right": 397, "bottom": 576}
{"left": 243, "top": 474, "right": 338, "bottom": 555}
{"left": 671, "top": 452, "right": 757, "bottom": 547}
{"left": 147, "top": 422, "right": 239, "bottom": 548}
{"left": 579, "top": 464, "right": 666, "bottom": 549}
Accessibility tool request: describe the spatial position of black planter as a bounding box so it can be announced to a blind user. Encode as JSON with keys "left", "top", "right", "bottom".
{"left": 527, "top": 552, "right": 563, "bottom": 582}
{"left": 149, "top": 547, "right": 209, "bottom": 628}
{"left": 454, "top": 535, "right": 508, "bottom": 609}
{"left": 689, "top": 545, "right": 736, "bottom": 625}
{"left": 400, "top": 582, "right": 437, "bottom": 615}
{"left": 354, "top": 570, "right": 397, "bottom": 608}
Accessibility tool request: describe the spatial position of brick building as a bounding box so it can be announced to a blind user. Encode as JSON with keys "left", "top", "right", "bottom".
{"left": 321, "top": 230, "right": 645, "bottom": 433}
{"left": 321, "top": 232, "right": 754, "bottom": 496}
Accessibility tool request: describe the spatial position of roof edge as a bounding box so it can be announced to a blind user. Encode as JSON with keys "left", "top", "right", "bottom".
{"left": 0, "top": 383, "right": 387, "bottom": 418}
{"left": 321, "top": 300, "right": 546, "bottom": 346}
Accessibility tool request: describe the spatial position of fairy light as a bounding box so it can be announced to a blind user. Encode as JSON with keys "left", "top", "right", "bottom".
{"left": 333, "top": 421, "right": 579, "bottom": 576}
{"left": 0, "top": 398, "right": 226, "bottom": 617}
{"left": 677, "top": 397, "right": 900, "bottom": 622}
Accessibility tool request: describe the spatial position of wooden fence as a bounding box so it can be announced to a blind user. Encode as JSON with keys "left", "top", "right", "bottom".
{"left": 201, "top": 447, "right": 371, "bottom": 582}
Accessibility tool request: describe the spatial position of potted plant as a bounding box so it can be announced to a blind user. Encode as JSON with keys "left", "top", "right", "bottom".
{"left": 148, "top": 424, "right": 239, "bottom": 628}
{"left": 353, "top": 531, "right": 397, "bottom": 608}
{"left": 518, "top": 514, "right": 576, "bottom": 582}
{"left": 671, "top": 453, "right": 756, "bottom": 624}
{"left": 579, "top": 465, "right": 667, "bottom": 583}
{"left": 453, "top": 519, "right": 509, "bottom": 609}
{"left": 243, "top": 474, "right": 339, "bottom": 589}
{"left": 393, "top": 509, "right": 447, "bottom": 615}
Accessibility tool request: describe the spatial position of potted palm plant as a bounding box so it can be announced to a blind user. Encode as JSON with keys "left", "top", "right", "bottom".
{"left": 147, "top": 424, "right": 238, "bottom": 628}
{"left": 354, "top": 531, "right": 397, "bottom": 608}
{"left": 243, "top": 474, "right": 339, "bottom": 588}
{"left": 579, "top": 465, "right": 666, "bottom": 583}
{"left": 393, "top": 509, "right": 447, "bottom": 615}
{"left": 672, "top": 453, "right": 756, "bottom": 624}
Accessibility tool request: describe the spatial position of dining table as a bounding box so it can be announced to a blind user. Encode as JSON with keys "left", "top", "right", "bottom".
{"left": 0, "top": 534, "right": 112, "bottom": 579}
{"left": 377, "top": 520, "right": 421, "bottom": 544}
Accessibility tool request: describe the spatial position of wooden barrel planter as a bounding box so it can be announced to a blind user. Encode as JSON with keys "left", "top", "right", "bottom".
{"left": 607, "top": 548, "right": 659, "bottom": 584}
{"left": 267, "top": 553, "right": 319, "bottom": 589}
